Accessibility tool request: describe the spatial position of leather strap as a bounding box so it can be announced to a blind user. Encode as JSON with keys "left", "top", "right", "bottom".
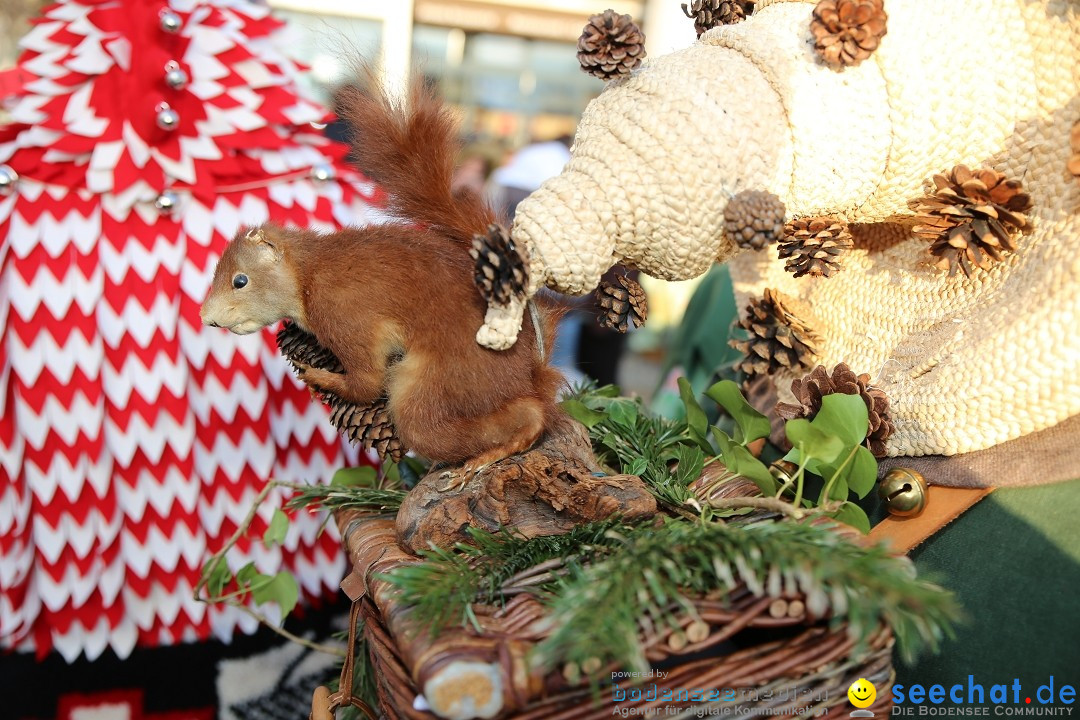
{"left": 868, "top": 485, "right": 993, "bottom": 554}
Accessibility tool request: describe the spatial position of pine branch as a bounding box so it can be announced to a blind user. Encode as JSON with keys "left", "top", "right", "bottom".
{"left": 285, "top": 484, "right": 406, "bottom": 514}
{"left": 379, "top": 520, "right": 639, "bottom": 635}
{"left": 532, "top": 518, "right": 961, "bottom": 674}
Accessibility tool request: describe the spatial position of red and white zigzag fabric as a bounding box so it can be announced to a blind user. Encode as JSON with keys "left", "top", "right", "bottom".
{"left": 0, "top": 0, "right": 380, "bottom": 661}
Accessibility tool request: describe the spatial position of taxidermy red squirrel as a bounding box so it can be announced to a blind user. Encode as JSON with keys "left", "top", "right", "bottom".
{"left": 200, "top": 77, "right": 564, "bottom": 476}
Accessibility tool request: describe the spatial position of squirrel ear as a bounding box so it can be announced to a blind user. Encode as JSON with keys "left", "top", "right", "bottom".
{"left": 243, "top": 226, "right": 283, "bottom": 262}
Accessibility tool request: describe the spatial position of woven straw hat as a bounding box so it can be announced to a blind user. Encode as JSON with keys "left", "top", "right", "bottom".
{"left": 480, "top": 0, "right": 1080, "bottom": 458}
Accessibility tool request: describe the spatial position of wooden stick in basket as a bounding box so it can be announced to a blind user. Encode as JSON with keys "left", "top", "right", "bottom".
{"left": 337, "top": 510, "right": 548, "bottom": 720}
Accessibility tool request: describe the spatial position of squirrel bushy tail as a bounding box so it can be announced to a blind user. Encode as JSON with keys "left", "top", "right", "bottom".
{"left": 338, "top": 72, "right": 493, "bottom": 245}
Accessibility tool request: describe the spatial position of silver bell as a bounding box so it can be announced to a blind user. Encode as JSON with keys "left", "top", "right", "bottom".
{"left": 159, "top": 9, "right": 183, "bottom": 34}
{"left": 156, "top": 103, "right": 180, "bottom": 131}
{"left": 310, "top": 163, "right": 336, "bottom": 183}
{"left": 0, "top": 165, "right": 18, "bottom": 196}
{"left": 154, "top": 190, "right": 179, "bottom": 213}
{"left": 164, "top": 61, "right": 188, "bottom": 90}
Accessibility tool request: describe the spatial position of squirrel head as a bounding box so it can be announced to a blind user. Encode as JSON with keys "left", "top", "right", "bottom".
{"left": 200, "top": 225, "right": 302, "bottom": 334}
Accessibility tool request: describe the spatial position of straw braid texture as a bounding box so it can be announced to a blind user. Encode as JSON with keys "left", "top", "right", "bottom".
{"left": 494, "top": 0, "right": 1080, "bottom": 459}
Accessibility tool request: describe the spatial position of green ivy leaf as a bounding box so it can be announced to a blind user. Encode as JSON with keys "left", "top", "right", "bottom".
{"left": 202, "top": 558, "right": 231, "bottom": 598}
{"left": 832, "top": 502, "right": 871, "bottom": 534}
{"left": 785, "top": 418, "right": 844, "bottom": 464}
{"left": 672, "top": 445, "right": 705, "bottom": 487}
{"left": 331, "top": 466, "right": 377, "bottom": 487}
{"left": 606, "top": 399, "right": 639, "bottom": 428}
{"left": 712, "top": 428, "right": 736, "bottom": 467}
{"left": 704, "top": 380, "right": 771, "bottom": 445}
{"left": 722, "top": 443, "right": 778, "bottom": 495}
{"left": 624, "top": 457, "right": 649, "bottom": 477}
{"left": 263, "top": 508, "right": 289, "bottom": 547}
{"left": 236, "top": 562, "right": 259, "bottom": 587}
{"left": 812, "top": 394, "right": 869, "bottom": 447}
{"left": 251, "top": 570, "right": 300, "bottom": 619}
{"left": 561, "top": 398, "right": 606, "bottom": 428}
{"left": 818, "top": 475, "right": 849, "bottom": 503}
{"left": 845, "top": 446, "right": 879, "bottom": 499}
{"left": 677, "top": 378, "right": 708, "bottom": 440}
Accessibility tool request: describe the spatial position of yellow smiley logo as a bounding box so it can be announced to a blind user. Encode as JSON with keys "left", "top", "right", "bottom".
{"left": 848, "top": 678, "right": 876, "bottom": 708}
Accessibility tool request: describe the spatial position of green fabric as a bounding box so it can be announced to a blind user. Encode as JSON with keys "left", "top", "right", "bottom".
{"left": 898, "top": 478, "right": 1080, "bottom": 695}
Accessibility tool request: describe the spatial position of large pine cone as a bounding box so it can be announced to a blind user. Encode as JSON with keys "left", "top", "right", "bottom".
{"left": 731, "top": 288, "right": 820, "bottom": 377}
{"left": 775, "top": 363, "right": 894, "bottom": 458}
{"left": 911, "top": 165, "right": 1033, "bottom": 278}
{"left": 471, "top": 223, "right": 528, "bottom": 306}
{"left": 680, "top": 0, "right": 751, "bottom": 37}
{"left": 810, "top": 0, "right": 888, "bottom": 70}
{"left": 724, "top": 189, "right": 786, "bottom": 251}
{"left": 778, "top": 216, "right": 853, "bottom": 278}
{"left": 277, "top": 322, "right": 345, "bottom": 374}
{"left": 596, "top": 274, "right": 647, "bottom": 333}
{"left": 327, "top": 395, "right": 405, "bottom": 462}
{"left": 577, "top": 10, "right": 646, "bottom": 81}
{"left": 1069, "top": 120, "right": 1080, "bottom": 184}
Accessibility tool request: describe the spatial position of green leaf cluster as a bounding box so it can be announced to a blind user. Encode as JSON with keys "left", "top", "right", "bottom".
{"left": 564, "top": 378, "right": 879, "bottom": 532}
{"left": 199, "top": 509, "right": 301, "bottom": 620}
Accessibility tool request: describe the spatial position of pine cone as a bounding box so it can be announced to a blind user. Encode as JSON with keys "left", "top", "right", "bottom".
{"left": 724, "top": 189, "right": 786, "bottom": 251}
{"left": 810, "top": 0, "right": 888, "bottom": 70}
{"left": 775, "top": 363, "right": 894, "bottom": 458}
{"left": 470, "top": 223, "right": 528, "bottom": 306}
{"left": 910, "top": 165, "right": 1033, "bottom": 277}
{"left": 778, "top": 216, "right": 853, "bottom": 278}
{"left": 326, "top": 395, "right": 405, "bottom": 462}
{"left": 276, "top": 323, "right": 343, "bottom": 375}
{"left": 1068, "top": 120, "right": 1080, "bottom": 184}
{"left": 680, "top": 0, "right": 751, "bottom": 36}
{"left": 277, "top": 322, "right": 345, "bottom": 374}
{"left": 596, "top": 274, "right": 647, "bottom": 333}
{"left": 731, "top": 288, "right": 820, "bottom": 377}
{"left": 577, "top": 10, "right": 646, "bottom": 81}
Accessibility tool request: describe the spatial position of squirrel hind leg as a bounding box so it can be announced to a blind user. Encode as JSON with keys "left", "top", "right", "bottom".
{"left": 402, "top": 395, "right": 548, "bottom": 470}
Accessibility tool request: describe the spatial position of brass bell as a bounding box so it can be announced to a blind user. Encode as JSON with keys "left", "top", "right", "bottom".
{"left": 878, "top": 468, "right": 928, "bottom": 517}
{"left": 769, "top": 460, "right": 798, "bottom": 484}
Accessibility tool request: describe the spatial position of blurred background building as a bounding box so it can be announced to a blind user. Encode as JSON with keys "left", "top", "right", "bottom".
{"left": 267, "top": 0, "right": 694, "bottom": 146}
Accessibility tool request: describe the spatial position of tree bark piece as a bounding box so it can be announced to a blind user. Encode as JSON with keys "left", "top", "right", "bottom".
{"left": 396, "top": 415, "right": 657, "bottom": 553}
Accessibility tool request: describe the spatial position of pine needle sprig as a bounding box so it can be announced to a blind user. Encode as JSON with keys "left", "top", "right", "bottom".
{"left": 380, "top": 520, "right": 639, "bottom": 635}
{"left": 533, "top": 518, "right": 961, "bottom": 674}
{"left": 563, "top": 383, "right": 699, "bottom": 511}
{"left": 285, "top": 484, "right": 406, "bottom": 515}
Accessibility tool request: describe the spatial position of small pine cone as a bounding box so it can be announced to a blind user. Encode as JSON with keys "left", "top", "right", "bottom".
{"left": 810, "top": 0, "right": 888, "bottom": 70}
{"left": 470, "top": 223, "right": 528, "bottom": 306}
{"left": 596, "top": 274, "right": 647, "bottom": 333}
{"left": 731, "top": 288, "right": 820, "bottom": 377}
{"left": 577, "top": 10, "right": 646, "bottom": 81}
{"left": 1068, "top": 120, "right": 1080, "bottom": 184}
{"left": 910, "top": 164, "right": 1033, "bottom": 278}
{"left": 775, "top": 363, "right": 894, "bottom": 457}
{"left": 778, "top": 216, "right": 853, "bottom": 278}
{"left": 328, "top": 396, "right": 405, "bottom": 462}
{"left": 277, "top": 322, "right": 345, "bottom": 374}
{"left": 680, "top": 0, "right": 750, "bottom": 36}
{"left": 724, "top": 189, "right": 786, "bottom": 251}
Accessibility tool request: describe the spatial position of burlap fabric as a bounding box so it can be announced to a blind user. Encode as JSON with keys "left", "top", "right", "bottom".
{"left": 492, "top": 0, "right": 1079, "bottom": 459}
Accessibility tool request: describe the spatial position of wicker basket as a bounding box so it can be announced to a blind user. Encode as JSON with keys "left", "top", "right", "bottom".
{"left": 335, "top": 511, "right": 896, "bottom": 720}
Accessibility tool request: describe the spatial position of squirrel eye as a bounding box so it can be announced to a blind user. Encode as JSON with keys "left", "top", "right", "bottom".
{"left": 232, "top": 273, "right": 249, "bottom": 289}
